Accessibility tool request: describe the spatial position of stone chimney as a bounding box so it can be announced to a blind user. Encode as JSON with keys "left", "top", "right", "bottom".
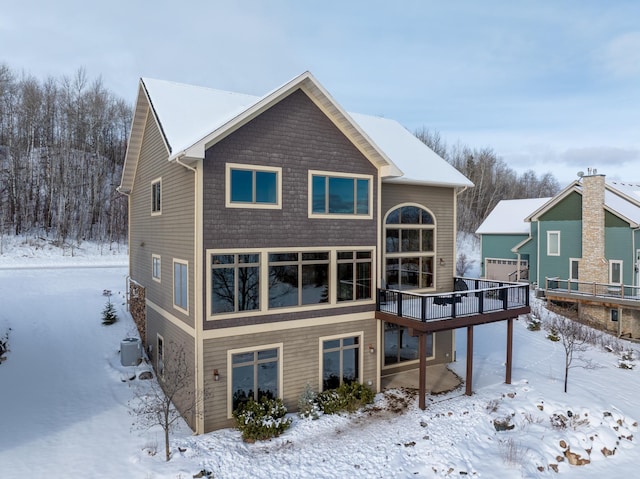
{"left": 579, "top": 173, "right": 608, "bottom": 284}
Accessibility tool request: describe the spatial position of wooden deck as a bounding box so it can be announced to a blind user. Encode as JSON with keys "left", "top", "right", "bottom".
{"left": 375, "top": 278, "right": 531, "bottom": 409}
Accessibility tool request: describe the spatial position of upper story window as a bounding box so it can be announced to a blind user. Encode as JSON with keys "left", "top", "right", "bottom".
{"left": 384, "top": 205, "right": 436, "bottom": 291}
{"left": 151, "top": 178, "right": 162, "bottom": 215}
{"left": 173, "top": 259, "right": 188, "bottom": 313}
{"left": 309, "top": 170, "right": 372, "bottom": 218}
{"left": 337, "top": 251, "right": 372, "bottom": 301}
{"left": 609, "top": 260, "right": 623, "bottom": 285}
{"left": 152, "top": 254, "right": 161, "bottom": 282}
{"left": 226, "top": 163, "right": 282, "bottom": 209}
{"left": 547, "top": 231, "right": 560, "bottom": 256}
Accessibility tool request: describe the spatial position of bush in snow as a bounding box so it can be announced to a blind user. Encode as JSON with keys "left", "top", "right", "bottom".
{"left": 526, "top": 314, "right": 541, "bottom": 331}
{"left": 297, "top": 383, "right": 320, "bottom": 419}
{"left": 101, "top": 299, "right": 118, "bottom": 325}
{"left": 233, "top": 396, "right": 292, "bottom": 443}
{"left": 315, "top": 382, "right": 374, "bottom": 415}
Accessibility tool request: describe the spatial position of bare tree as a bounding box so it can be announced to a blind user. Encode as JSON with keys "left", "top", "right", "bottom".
{"left": 456, "top": 252, "right": 475, "bottom": 277}
{"left": 544, "top": 315, "right": 596, "bottom": 393}
{"left": 129, "top": 341, "right": 206, "bottom": 461}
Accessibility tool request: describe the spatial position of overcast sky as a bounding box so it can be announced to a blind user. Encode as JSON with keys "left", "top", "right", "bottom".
{"left": 2, "top": 0, "right": 639, "bottom": 185}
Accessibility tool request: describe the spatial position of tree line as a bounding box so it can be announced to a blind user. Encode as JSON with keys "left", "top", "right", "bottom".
{"left": 0, "top": 65, "right": 131, "bottom": 246}
{"left": 416, "top": 128, "right": 561, "bottom": 233}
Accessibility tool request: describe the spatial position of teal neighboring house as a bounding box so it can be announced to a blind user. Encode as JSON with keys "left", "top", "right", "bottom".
{"left": 476, "top": 197, "right": 550, "bottom": 282}
{"left": 477, "top": 172, "right": 640, "bottom": 338}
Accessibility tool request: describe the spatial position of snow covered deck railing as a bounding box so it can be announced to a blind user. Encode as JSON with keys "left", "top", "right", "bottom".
{"left": 376, "top": 278, "right": 530, "bottom": 324}
{"left": 544, "top": 277, "right": 640, "bottom": 302}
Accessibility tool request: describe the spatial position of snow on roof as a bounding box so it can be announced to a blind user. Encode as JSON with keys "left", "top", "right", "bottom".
{"left": 349, "top": 113, "right": 473, "bottom": 187}
{"left": 608, "top": 180, "right": 640, "bottom": 204}
{"left": 476, "top": 197, "right": 551, "bottom": 235}
{"left": 604, "top": 188, "right": 640, "bottom": 226}
{"left": 141, "top": 76, "right": 472, "bottom": 188}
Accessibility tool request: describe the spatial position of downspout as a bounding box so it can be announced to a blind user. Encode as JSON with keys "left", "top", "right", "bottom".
{"left": 173, "top": 154, "right": 203, "bottom": 435}
{"left": 116, "top": 186, "right": 132, "bottom": 310}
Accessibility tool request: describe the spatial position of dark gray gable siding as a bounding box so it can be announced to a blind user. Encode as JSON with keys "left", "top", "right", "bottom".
{"left": 201, "top": 89, "right": 378, "bottom": 329}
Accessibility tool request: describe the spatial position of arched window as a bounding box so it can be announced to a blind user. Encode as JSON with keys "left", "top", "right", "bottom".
{"left": 384, "top": 204, "right": 435, "bottom": 290}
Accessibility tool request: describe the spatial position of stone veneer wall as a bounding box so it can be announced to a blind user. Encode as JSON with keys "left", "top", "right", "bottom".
{"left": 579, "top": 175, "right": 608, "bottom": 286}
{"left": 129, "top": 282, "right": 146, "bottom": 344}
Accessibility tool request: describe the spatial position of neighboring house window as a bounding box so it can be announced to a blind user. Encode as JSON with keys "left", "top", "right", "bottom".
{"left": 321, "top": 334, "right": 361, "bottom": 390}
{"left": 152, "top": 254, "right": 161, "bottom": 282}
{"left": 230, "top": 346, "right": 280, "bottom": 413}
{"left": 309, "top": 171, "right": 372, "bottom": 217}
{"left": 173, "top": 259, "right": 188, "bottom": 312}
{"left": 151, "top": 178, "right": 161, "bottom": 214}
{"left": 226, "top": 163, "right": 281, "bottom": 208}
{"left": 569, "top": 258, "right": 579, "bottom": 280}
{"left": 609, "top": 260, "right": 623, "bottom": 285}
{"left": 610, "top": 309, "right": 619, "bottom": 322}
{"left": 384, "top": 323, "right": 433, "bottom": 366}
{"left": 547, "top": 231, "right": 560, "bottom": 256}
{"left": 157, "top": 334, "right": 164, "bottom": 379}
{"left": 211, "top": 253, "right": 260, "bottom": 314}
{"left": 384, "top": 205, "right": 435, "bottom": 290}
{"left": 268, "top": 252, "right": 329, "bottom": 308}
{"left": 337, "top": 251, "right": 372, "bottom": 301}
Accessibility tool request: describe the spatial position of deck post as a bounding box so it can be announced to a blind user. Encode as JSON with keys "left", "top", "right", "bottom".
{"left": 418, "top": 332, "right": 427, "bottom": 410}
{"left": 506, "top": 318, "right": 513, "bottom": 384}
{"left": 466, "top": 325, "right": 474, "bottom": 396}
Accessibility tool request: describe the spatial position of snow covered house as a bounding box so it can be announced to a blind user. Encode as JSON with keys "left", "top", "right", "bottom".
{"left": 477, "top": 172, "right": 640, "bottom": 337}
{"left": 118, "top": 71, "right": 528, "bottom": 433}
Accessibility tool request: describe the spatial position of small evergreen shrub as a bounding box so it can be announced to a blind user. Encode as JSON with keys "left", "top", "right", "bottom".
{"left": 527, "top": 315, "right": 541, "bottom": 331}
{"left": 546, "top": 326, "right": 560, "bottom": 342}
{"left": 101, "top": 300, "right": 118, "bottom": 325}
{"left": 316, "top": 382, "right": 374, "bottom": 414}
{"left": 233, "top": 396, "right": 292, "bottom": 442}
{"left": 297, "top": 383, "right": 320, "bottom": 419}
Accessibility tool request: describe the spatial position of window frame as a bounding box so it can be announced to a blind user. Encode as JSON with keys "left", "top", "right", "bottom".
{"left": 210, "top": 253, "right": 261, "bottom": 315}
{"left": 226, "top": 343, "right": 283, "bottom": 418}
{"left": 225, "top": 163, "right": 282, "bottom": 209}
{"left": 151, "top": 177, "right": 162, "bottom": 215}
{"left": 336, "top": 250, "right": 373, "bottom": 302}
{"left": 319, "top": 332, "right": 363, "bottom": 392}
{"left": 173, "top": 259, "right": 189, "bottom": 313}
{"left": 268, "top": 251, "right": 330, "bottom": 309}
{"left": 383, "top": 204, "right": 436, "bottom": 291}
{"left": 547, "top": 231, "right": 560, "bottom": 256}
{"left": 152, "top": 254, "right": 162, "bottom": 283}
{"left": 609, "top": 260, "right": 623, "bottom": 285}
{"left": 308, "top": 170, "right": 373, "bottom": 219}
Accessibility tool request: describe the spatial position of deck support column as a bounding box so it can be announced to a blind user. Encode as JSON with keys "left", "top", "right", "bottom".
{"left": 418, "top": 332, "right": 427, "bottom": 410}
{"left": 466, "top": 325, "right": 474, "bottom": 396}
{"left": 506, "top": 318, "right": 513, "bottom": 384}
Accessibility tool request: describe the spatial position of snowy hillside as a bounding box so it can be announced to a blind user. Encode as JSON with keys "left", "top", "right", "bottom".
{"left": 1, "top": 238, "right": 639, "bottom": 478}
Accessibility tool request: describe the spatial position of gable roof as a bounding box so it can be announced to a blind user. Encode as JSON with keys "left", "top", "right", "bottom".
{"left": 524, "top": 178, "right": 640, "bottom": 227}
{"left": 119, "top": 72, "right": 472, "bottom": 194}
{"left": 475, "top": 197, "right": 551, "bottom": 235}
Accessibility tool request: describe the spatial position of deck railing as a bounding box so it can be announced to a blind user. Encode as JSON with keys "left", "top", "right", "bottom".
{"left": 377, "top": 278, "right": 530, "bottom": 322}
{"left": 545, "top": 277, "right": 640, "bottom": 301}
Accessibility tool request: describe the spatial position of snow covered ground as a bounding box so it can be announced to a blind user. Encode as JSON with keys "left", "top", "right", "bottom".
{"left": 1, "top": 237, "right": 639, "bottom": 478}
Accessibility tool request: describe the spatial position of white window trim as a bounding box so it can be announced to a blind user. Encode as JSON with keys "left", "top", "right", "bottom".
{"left": 225, "top": 163, "right": 282, "bottom": 209}
{"left": 569, "top": 258, "right": 580, "bottom": 281}
{"left": 547, "top": 231, "right": 560, "bottom": 256}
{"left": 318, "top": 331, "right": 364, "bottom": 392}
{"left": 152, "top": 254, "right": 161, "bottom": 283}
{"left": 226, "top": 342, "right": 284, "bottom": 418}
{"left": 173, "top": 258, "right": 189, "bottom": 314}
{"left": 151, "top": 177, "right": 162, "bottom": 216}
{"left": 206, "top": 246, "right": 376, "bottom": 321}
{"left": 308, "top": 170, "right": 374, "bottom": 220}
{"left": 609, "top": 260, "right": 623, "bottom": 285}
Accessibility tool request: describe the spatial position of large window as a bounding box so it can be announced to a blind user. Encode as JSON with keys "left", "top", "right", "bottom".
{"left": 547, "top": 231, "right": 560, "bottom": 256}
{"left": 226, "top": 163, "right": 281, "bottom": 208}
{"left": 268, "top": 252, "right": 329, "bottom": 308}
{"left": 173, "top": 260, "right": 188, "bottom": 312}
{"left": 151, "top": 178, "right": 161, "bottom": 214}
{"left": 310, "top": 171, "right": 371, "bottom": 217}
{"left": 337, "top": 251, "right": 372, "bottom": 301}
{"left": 211, "top": 253, "right": 260, "bottom": 314}
{"left": 321, "top": 335, "right": 360, "bottom": 390}
{"left": 384, "top": 323, "right": 433, "bottom": 366}
{"left": 384, "top": 205, "right": 435, "bottom": 290}
{"left": 230, "top": 346, "right": 280, "bottom": 412}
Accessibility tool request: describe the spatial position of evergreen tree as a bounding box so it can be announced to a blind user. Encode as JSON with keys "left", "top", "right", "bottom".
{"left": 101, "top": 299, "right": 118, "bottom": 325}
